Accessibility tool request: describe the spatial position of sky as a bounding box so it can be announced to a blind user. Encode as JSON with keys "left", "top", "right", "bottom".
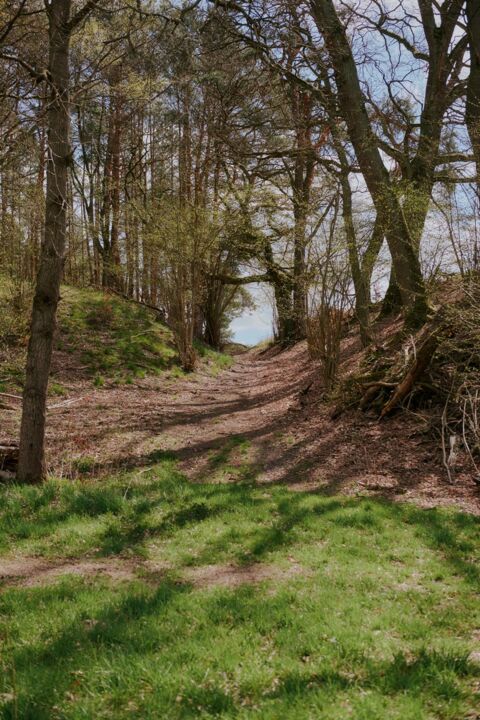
{"left": 229, "top": 283, "right": 273, "bottom": 346}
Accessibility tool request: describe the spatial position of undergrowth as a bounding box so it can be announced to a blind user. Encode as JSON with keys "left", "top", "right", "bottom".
{"left": 335, "top": 275, "right": 480, "bottom": 478}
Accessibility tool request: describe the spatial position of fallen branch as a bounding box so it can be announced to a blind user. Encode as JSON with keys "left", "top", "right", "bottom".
{"left": 380, "top": 310, "right": 446, "bottom": 418}
{"left": 101, "top": 286, "right": 171, "bottom": 327}
{"left": 0, "top": 392, "right": 22, "bottom": 402}
{"left": 358, "top": 306, "right": 448, "bottom": 416}
{"left": 47, "top": 395, "right": 88, "bottom": 410}
{"left": 0, "top": 393, "right": 90, "bottom": 411}
{"left": 359, "top": 383, "right": 386, "bottom": 411}
{"left": 361, "top": 381, "right": 396, "bottom": 389}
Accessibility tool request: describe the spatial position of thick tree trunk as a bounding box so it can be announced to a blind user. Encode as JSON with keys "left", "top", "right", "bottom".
{"left": 310, "top": 0, "right": 428, "bottom": 326}
{"left": 17, "top": 0, "right": 72, "bottom": 483}
{"left": 274, "top": 278, "right": 295, "bottom": 345}
{"left": 293, "top": 206, "right": 307, "bottom": 340}
{"left": 466, "top": 0, "right": 480, "bottom": 199}
{"left": 319, "top": 64, "right": 383, "bottom": 343}
{"left": 290, "top": 89, "right": 315, "bottom": 341}
{"left": 380, "top": 271, "right": 403, "bottom": 317}
{"left": 203, "top": 283, "right": 223, "bottom": 349}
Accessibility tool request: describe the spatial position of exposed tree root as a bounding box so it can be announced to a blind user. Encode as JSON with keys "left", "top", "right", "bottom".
{"left": 360, "top": 308, "right": 448, "bottom": 417}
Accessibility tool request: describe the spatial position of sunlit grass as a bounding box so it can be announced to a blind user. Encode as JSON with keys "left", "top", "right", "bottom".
{"left": 0, "top": 451, "right": 479, "bottom": 719}
{"left": 0, "top": 282, "right": 234, "bottom": 393}
{"left": 58, "top": 286, "right": 177, "bottom": 383}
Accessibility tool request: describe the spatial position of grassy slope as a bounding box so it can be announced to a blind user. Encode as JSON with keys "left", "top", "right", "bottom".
{"left": 0, "top": 450, "right": 479, "bottom": 720}
{"left": 0, "top": 282, "right": 232, "bottom": 394}
{"left": 57, "top": 287, "right": 178, "bottom": 385}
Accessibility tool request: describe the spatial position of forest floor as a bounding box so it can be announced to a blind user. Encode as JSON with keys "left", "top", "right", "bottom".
{"left": 1, "top": 293, "right": 480, "bottom": 719}
{"left": 3, "top": 313, "right": 478, "bottom": 513}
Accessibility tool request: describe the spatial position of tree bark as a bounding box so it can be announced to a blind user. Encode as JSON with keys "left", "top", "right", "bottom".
{"left": 310, "top": 0, "right": 428, "bottom": 326}
{"left": 17, "top": 0, "right": 72, "bottom": 483}
{"left": 380, "top": 0, "right": 465, "bottom": 312}
{"left": 290, "top": 87, "right": 315, "bottom": 341}
{"left": 17, "top": 0, "right": 99, "bottom": 482}
{"left": 466, "top": 0, "right": 480, "bottom": 199}
{"left": 340, "top": 170, "right": 378, "bottom": 346}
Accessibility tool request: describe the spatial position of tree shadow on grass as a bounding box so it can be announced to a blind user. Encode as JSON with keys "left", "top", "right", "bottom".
{"left": 1, "top": 471, "right": 478, "bottom": 588}
{"left": 0, "top": 464, "right": 480, "bottom": 584}
{"left": 3, "top": 573, "right": 477, "bottom": 720}
{"left": 2, "top": 578, "right": 189, "bottom": 719}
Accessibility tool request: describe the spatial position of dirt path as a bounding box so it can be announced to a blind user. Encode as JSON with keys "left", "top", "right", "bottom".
{"left": 2, "top": 342, "right": 479, "bottom": 513}
{"left": 0, "top": 555, "right": 304, "bottom": 589}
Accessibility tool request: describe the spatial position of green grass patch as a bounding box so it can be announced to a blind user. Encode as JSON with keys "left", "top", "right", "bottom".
{"left": 58, "top": 287, "right": 177, "bottom": 382}
{"left": 0, "top": 458, "right": 479, "bottom": 719}
{"left": 194, "top": 340, "right": 234, "bottom": 375}
{"left": 206, "top": 436, "right": 260, "bottom": 484}
{"left": 0, "top": 281, "right": 234, "bottom": 391}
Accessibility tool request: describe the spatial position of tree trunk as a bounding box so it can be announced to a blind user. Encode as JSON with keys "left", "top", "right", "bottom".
{"left": 292, "top": 209, "right": 307, "bottom": 340}
{"left": 310, "top": 0, "right": 428, "bottom": 327}
{"left": 99, "top": 75, "right": 123, "bottom": 291}
{"left": 380, "top": 270, "right": 403, "bottom": 317}
{"left": 290, "top": 87, "right": 315, "bottom": 341}
{"left": 466, "top": 0, "right": 480, "bottom": 199}
{"left": 274, "top": 277, "right": 295, "bottom": 345}
{"left": 17, "top": 0, "right": 72, "bottom": 483}
{"left": 341, "top": 172, "right": 372, "bottom": 345}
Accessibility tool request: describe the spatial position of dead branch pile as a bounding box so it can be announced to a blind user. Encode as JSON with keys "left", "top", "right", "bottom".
{"left": 339, "top": 276, "right": 480, "bottom": 479}
{"left": 359, "top": 306, "right": 448, "bottom": 417}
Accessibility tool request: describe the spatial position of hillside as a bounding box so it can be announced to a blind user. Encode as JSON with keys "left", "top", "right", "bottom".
{"left": 0, "top": 283, "right": 232, "bottom": 473}
{"left": 0, "top": 282, "right": 232, "bottom": 393}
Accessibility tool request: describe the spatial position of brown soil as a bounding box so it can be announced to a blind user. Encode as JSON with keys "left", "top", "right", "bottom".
{"left": 0, "top": 557, "right": 137, "bottom": 586}
{"left": 0, "top": 556, "right": 303, "bottom": 590}
{"left": 2, "top": 323, "right": 479, "bottom": 515}
{"left": 182, "top": 560, "right": 304, "bottom": 588}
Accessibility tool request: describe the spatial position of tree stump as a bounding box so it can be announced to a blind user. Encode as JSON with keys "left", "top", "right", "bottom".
{"left": 0, "top": 442, "right": 19, "bottom": 476}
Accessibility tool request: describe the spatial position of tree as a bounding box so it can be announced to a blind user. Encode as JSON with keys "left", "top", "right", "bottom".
{"left": 466, "top": 0, "right": 480, "bottom": 196}
{"left": 17, "top": 0, "right": 102, "bottom": 484}
{"left": 308, "top": 0, "right": 428, "bottom": 326}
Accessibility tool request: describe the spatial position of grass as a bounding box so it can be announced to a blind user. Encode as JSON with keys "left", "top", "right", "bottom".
{"left": 194, "top": 340, "right": 234, "bottom": 376}
{"left": 0, "top": 451, "right": 479, "bottom": 719}
{"left": 57, "top": 286, "right": 177, "bottom": 383}
{"left": 206, "top": 437, "right": 260, "bottom": 483}
{"left": 0, "top": 282, "right": 233, "bottom": 391}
